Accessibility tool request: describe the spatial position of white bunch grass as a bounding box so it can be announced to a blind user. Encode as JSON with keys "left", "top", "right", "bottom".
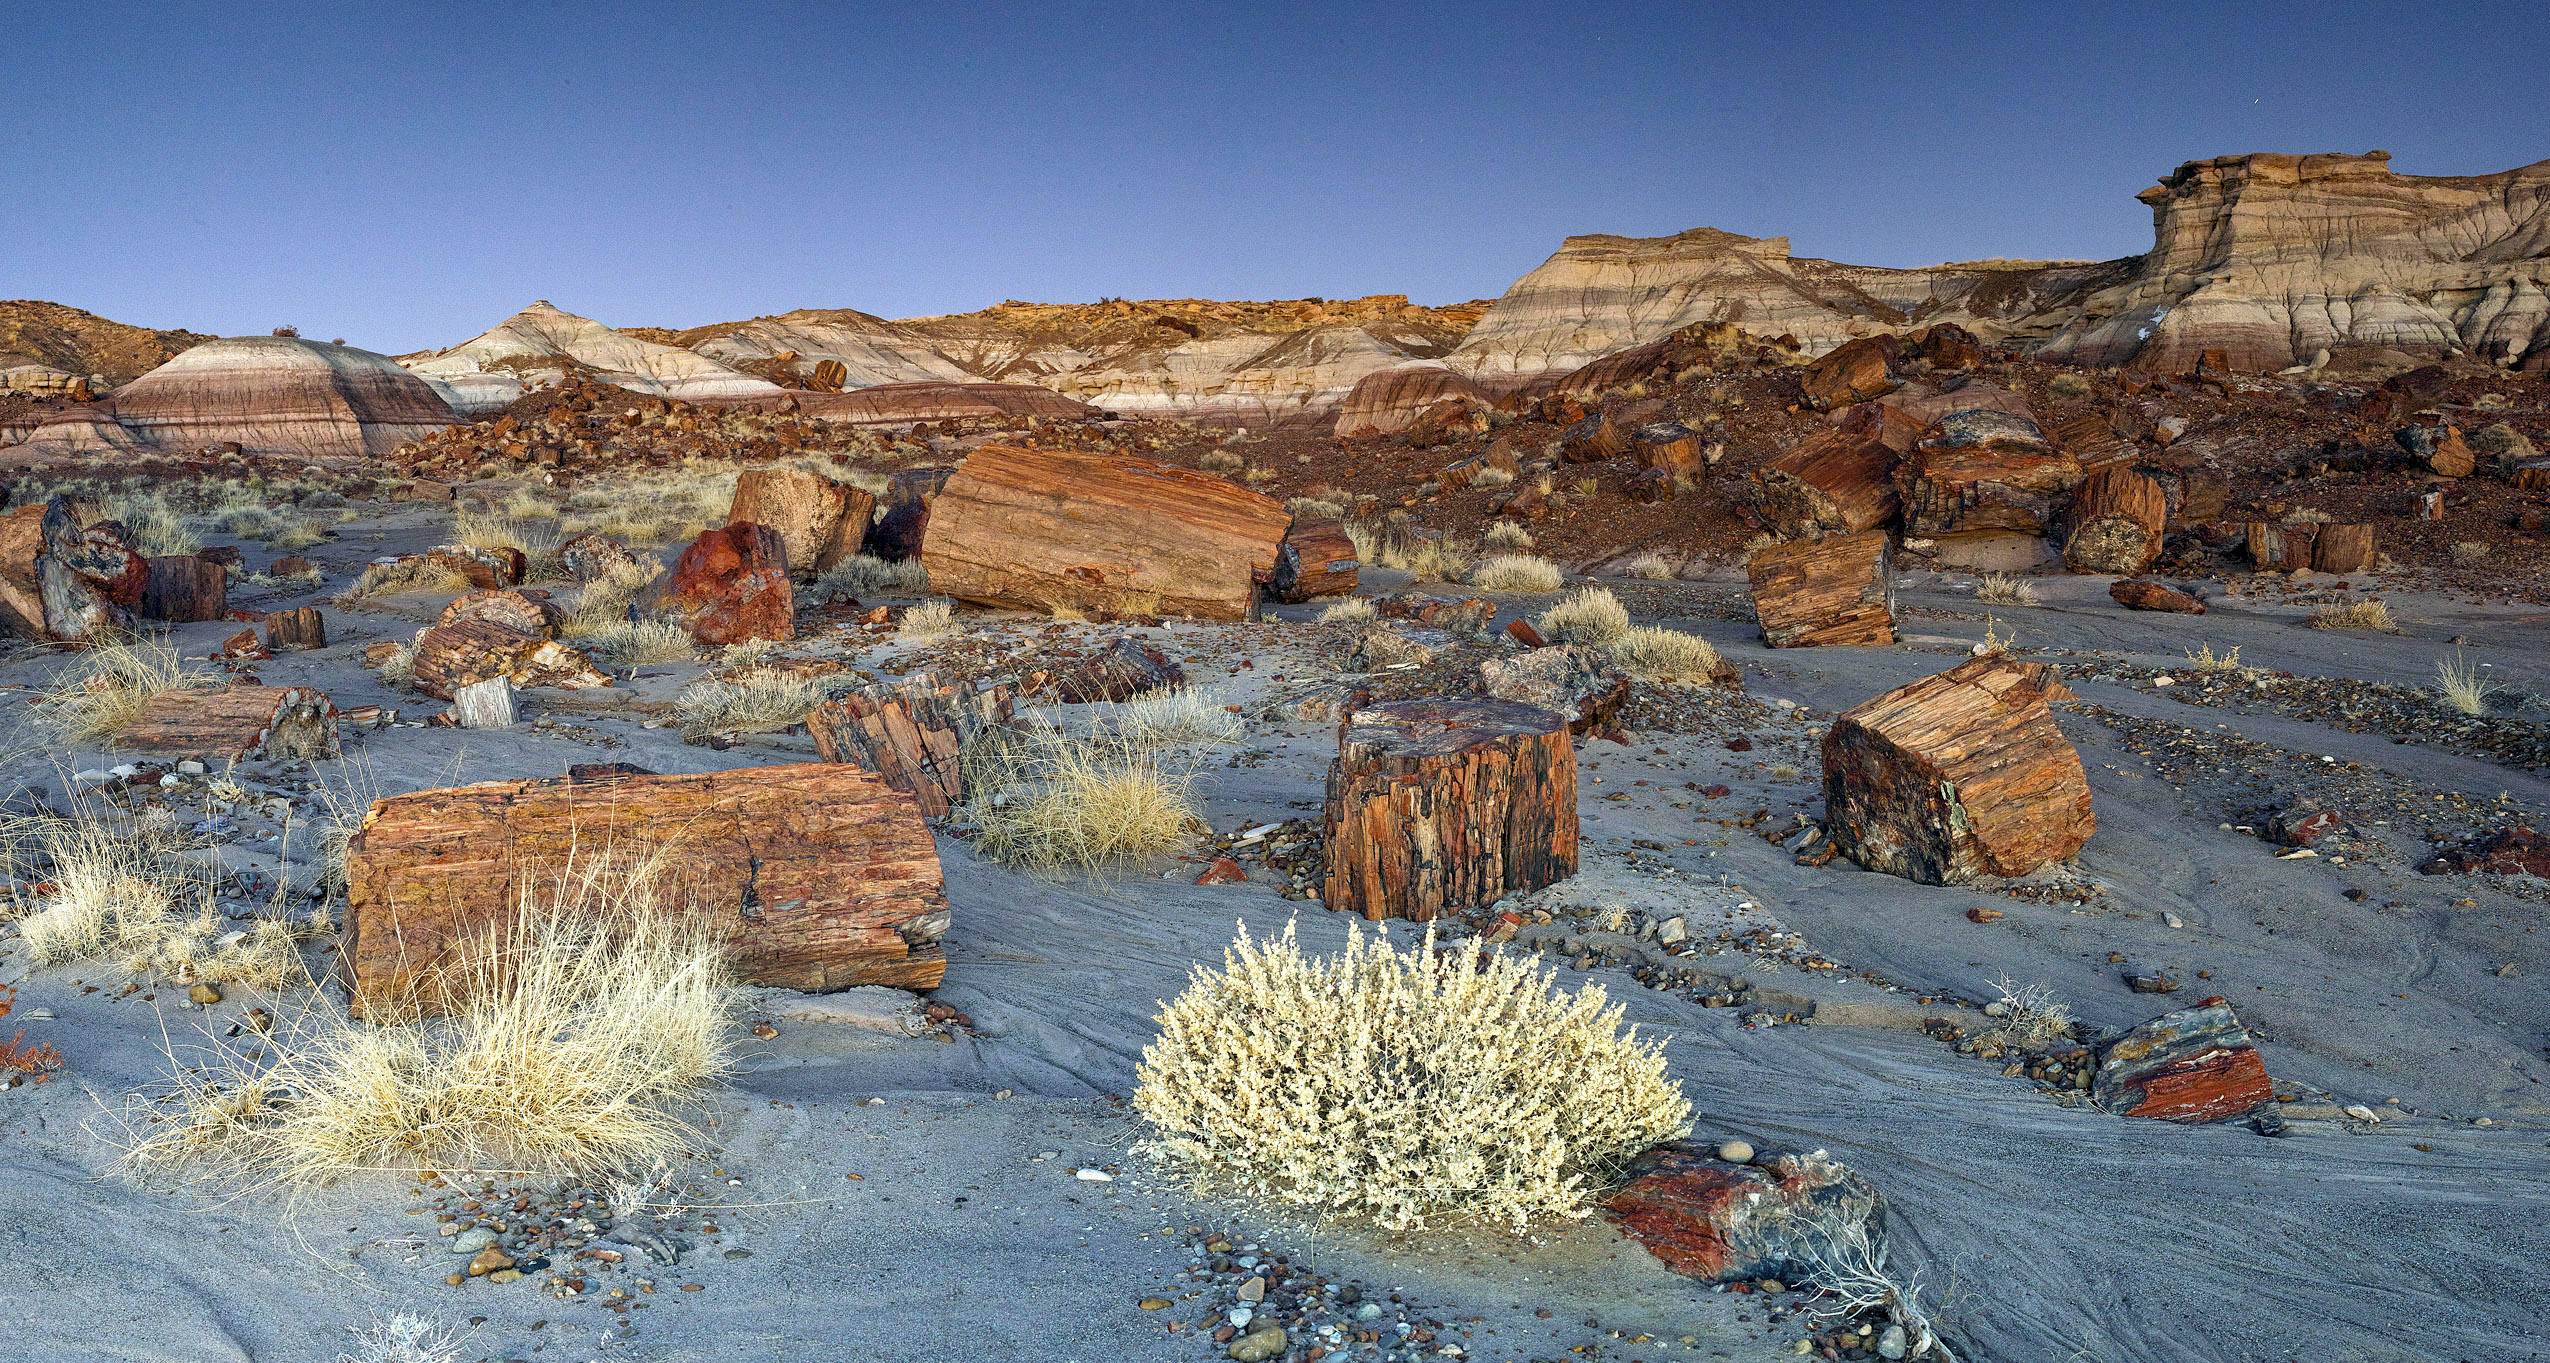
{"left": 817, "top": 553, "right": 929, "bottom": 596}
{"left": 898, "top": 598, "right": 958, "bottom": 644}
{"left": 1975, "top": 573, "right": 2037, "bottom": 606}
{"left": 2434, "top": 652, "right": 2495, "bottom": 716}
{"left": 339, "top": 1312, "right": 466, "bottom": 1363}
{"left": 1113, "top": 686, "right": 1244, "bottom": 752}
{"left": 1986, "top": 973, "right": 2075, "bottom": 1052}
{"left": 1609, "top": 625, "right": 1722, "bottom": 682}
{"left": 1317, "top": 597, "right": 1378, "bottom": 626}
{"left": 1535, "top": 587, "right": 1630, "bottom": 647}
{"left": 673, "top": 667, "right": 835, "bottom": 739}
{"left": 1618, "top": 550, "right": 1675, "bottom": 580}
{"left": 966, "top": 727, "right": 1201, "bottom": 874}
{"left": 1773, "top": 1198, "right": 1958, "bottom": 1361}
{"left": 1469, "top": 553, "right": 1564, "bottom": 593}
{"left": 1135, "top": 920, "right": 1690, "bottom": 1232}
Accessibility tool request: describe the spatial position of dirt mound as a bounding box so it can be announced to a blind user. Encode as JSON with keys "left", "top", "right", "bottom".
{"left": 0, "top": 300, "right": 213, "bottom": 385}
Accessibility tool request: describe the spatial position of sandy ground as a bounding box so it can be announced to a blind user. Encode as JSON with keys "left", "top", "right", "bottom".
{"left": 2, "top": 506, "right": 2547, "bottom": 1363}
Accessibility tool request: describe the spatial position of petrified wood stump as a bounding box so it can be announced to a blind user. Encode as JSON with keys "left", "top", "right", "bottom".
{"left": 1821, "top": 655, "right": 2093, "bottom": 884}
{"left": 1747, "top": 532, "right": 1894, "bottom": 648}
{"left": 806, "top": 672, "right": 1017, "bottom": 817}
{"left": 727, "top": 466, "right": 876, "bottom": 579}
{"left": 1322, "top": 697, "right": 1578, "bottom": 922}
{"left": 1749, "top": 402, "right": 1919, "bottom": 537}
{"left": 2058, "top": 465, "right": 2168, "bottom": 575}
{"left": 408, "top": 617, "right": 610, "bottom": 701}
{"left": 920, "top": 445, "right": 1290, "bottom": 621}
{"left": 452, "top": 676, "right": 515, "bottom": 729}
{"left": 142, "top": 556, "right": 229, "bottom": 623}
{"left": 2311, "top": 523, "right": 2379, "bottom": 574}
{"left": 118, "top": 685, "right": 339, "bottom": 761}
{"left": 644, "top": 522, "right": 794, "bottom": 645}
{"left": 344, "top": 762, "right": 950, "bottom": 1019}
{"left": 265, "top": 605, "right": 327, "bottom": 650}
{"left": 1269, "top": 520, "right": 1360, "bottom": 603}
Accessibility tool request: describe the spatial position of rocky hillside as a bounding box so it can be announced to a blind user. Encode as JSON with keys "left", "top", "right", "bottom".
{"left": 0, "top": 300, "right": 213, "bottom": 388}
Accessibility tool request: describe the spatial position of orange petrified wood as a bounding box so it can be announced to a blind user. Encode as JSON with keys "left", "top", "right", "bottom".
{"left": 1321, "top": 697, "right": 1577, "bottom": 921}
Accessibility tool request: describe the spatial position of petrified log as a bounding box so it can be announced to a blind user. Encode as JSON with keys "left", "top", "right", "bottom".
{"left": 0, "top": 505, "right": 47, "bottom": 638}
{"left": 1799, "top": 335, "right": 1900, "bottom": 411}
{"left": 1478, "top": 645, "right": 1629, "bottom": 734}
{"left": 1751, "top": 404, "right": 1918, "bottom": 537}
{"left": 1747, "top": 532, "right": 1894, "bottom": 648}
{"left": 805, "top": 672, "right": 1018, "bottom": 817}
{"left": 807, "top": 358, "right": 849, "bottom": 393}
{"left": 644, "top": 522, "right": 794, "bottom": 644}
{"left": 1895, "top": 409, "right": 2082, "bottom": 538}
{"left": 2311, "top": 523, "right": 2379, "bottom": 574}
{"left": 142, "top": 556, "right": 229, "bottom": 622}
{"left": 265, "top": 605, "right": 327, "bottom": 650}
{"left": 866, "top": 467, "right": 956, "bottom": 562}
{"left": 920, "top": 446, "right": 1290, "bottom": 621}
{"left": 1623, "top": 469, "right": 1674, "bottom": 503}
{"left": 1269, "top": 521, "right": 1360, "bottom": 603}
{"left": 1605, "top": 1145, "right": 1883, "bottom": 1284}
{"left": 46, "top": 500, "right": 148, "bottom": 608}
{"left": 2243, "top": 522, "right": 2290, "bottom": 569}
{"left": 1628, "top": 422, "right": 1708, "bottom": 480}
{"left": 1321, "top": 697, "right": 1578, "bottom": 921}
{"left": 728, "top": 467, "right": 875, "bottom": 579}
{"left": 1023, "top": 636, "right": 1185, "bottom": 704}
{"left": 118, "top": 685, "right": 339, "bottom": 761}
{"left": 408, "top": 617, "right": 610, "bottom": 701}
{"left": 452, "top": 676, "right": 515, "bottom": 729}
{"left": 425, "top": 543, "right": 527, "bottom": 589}
{"left": 559, "top": 533, "right": 639, "bottom": 583}
{"left": 1558, "top": 413, "right": 1629, "bottom": 464}
{"left": 2109, "top": 579, "right": 2206, "bottom": 614}
{"left": 2090, "top": 998, "right": 2270, "bottom": 1122}
{"left": 1820, "top": 655, "right": 2094, "bottom": 884}
{"left": 436, "top": 588, "right": 563, "bottom": 637}
{"left": 37, "top": 556, "right": 127, "bottom": 642}
{"left": 2397, "top": 423, "right": 2475, "bottom": 478}
{"left": 343, "top": 762, "right": 951, "bottom": 1019}
{"left": 2058, "top": 465, "right": 2169, "bottom": 574}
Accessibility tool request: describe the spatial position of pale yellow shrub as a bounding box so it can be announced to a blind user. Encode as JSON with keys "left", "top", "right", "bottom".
{"left": 31, "top": 638, "right": 215, "bottom": 744}
{"left": 1135, "top": 921, "right": 1690, "bottom": 1232}
{"left": 967, "top": 729, "right": 1201, "bottom": 874}
{"left": 1619, "top": 551, "right": 1675, "bottom": 580}
{"left": 1469, "top": 553, "right": 1564, "bottom": 593}
{"left": 1976, "top": 573, "right": 2038, "bottom": 606}
{"left": 1480, "top": 519, "right": 1534, "bottom": 549}
{"left": 898, "top": 598, "right": 958, "bottom": 643}
{"left": 1535, "top": 587, "right": 1630, "bottom": 647}
{"left": 818, "top": 553, "right": 928, "bottom": 596}
{"left": 1610, "top": 625, "right": 1721, "bottom": 682}
{"left": 673, "top": 667, "right": 835, "bottom": 738}
{"left": 2310, "top": 598, "right": 2395, "bottom": 631}
{"left": 1401, "top": 536, "right": 1472, "bottom": 583}
{"left": 1317, "top": 597, "right": 1378, "bottom": 626}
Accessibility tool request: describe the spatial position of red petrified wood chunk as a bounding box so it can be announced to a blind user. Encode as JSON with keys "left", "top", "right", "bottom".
{"left": 2091, "top": 997, "right": 2272, "bottom": 1122}
{"left": 645, "top": 521, "right": 795, "bottom": 645}
{"left": 1194, "top": 857, "right": 1248, "bottom": 885}
{"left": 1604, "top": 1145, "right": 1884, "bottom": 1282}
{"left": 2109, "top": 579, "right": 2206, "bottom": 614}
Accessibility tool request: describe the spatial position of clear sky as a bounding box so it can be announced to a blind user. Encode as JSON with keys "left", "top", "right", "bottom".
{"left": 7, "top": 0, "right": 2545, "bottom": 353}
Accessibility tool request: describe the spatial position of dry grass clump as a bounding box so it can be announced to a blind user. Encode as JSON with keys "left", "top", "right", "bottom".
{"left": 1471, "top": 466, "right": 1516, "bottom": 490}
{"left": 338, "top": 558, "right": 471, "bottom": 603}
{"left": 1317, "top": 597, "right": 1378, "bottom": 626}
{"left": 560, "top": 463, "right": 735, "bottom": 547}
{"left": 338, "top": 1312, "right": 465, "bottom": 1363}
{"left": 1618, "top": 551, "right": 1676, "bottom": 580}
{"left": 1480, "top": 520, "right": 1534, "bottom": 550}
{"left": 1199, "top": 448, "right": 1245, "bottom": 474}
{"left": 560, "top": 560, "right": 664, "bottom": 636}
{"left": 17, "top": 815, "right": 313, "bottom": 989}
{"left": 672, "top": 668, "right": 837, "bottom": 739}
{"left": 103, "top": 492, "right": 201, "bottom": 557}
{"left": 1468, "top": 553, "right": 1564, "bottom": 593}
{"left": 1609, "top": 625, "right": 1722, "bottom": 682}
{"left": 816, "top": 553, "right": 928, "bottom": 596}
{"left": 586, "top": 618, "right": 695, "bottom": 666}
{"left": 1114, "top": 686, "right": 1244, "bottom": 752}
{"left": 1535, "top": 587, "right": 1630, "bottom": 647}
{"left": 121, "top": 859, "right": 732, "bottom": 1187}
{"left": 966, "top": 726, "right": 1203, "bottom": 874}
{"left": 2451, "top": 540, "right": 2494, "bottom": 564}
{"left": 1975, "top": 573, "right": 2038, "bottom": 605}
{"left": 31, "top": 638, "right": 214, "bottom": 744}
{"left": 2182, "top": 643, "right": 2243, "bottom": 673}
{"left": 897, "top": 598, "right": 958, "bottom": 643}
{"left": 1985, "top": 974, "right": 2075, "bottom": 1052}
{"left": 1396, "top": 536, "right": 1472, "bottom": 583}
{"left": 2310, "top": 598, "right": 2395, "bottom": 631}
{"left": 1134, "top": 921, "right": 1690, "bottom": 1232}
{"left": 1286, "top": 495, "right": 1347, "bottom": 521}
{"left": 2434, "top": 652, "right": 2496, "bottom": 716}
{"left": 265, "top": 512, "right": 329, "bottom": 549}
{"left": 1341, "top": 520, "right": 1379, "bottom": 563}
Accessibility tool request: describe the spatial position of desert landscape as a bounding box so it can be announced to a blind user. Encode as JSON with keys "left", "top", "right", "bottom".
{"left": 5, "top": 140, "right": 2550, "bottom": 1363}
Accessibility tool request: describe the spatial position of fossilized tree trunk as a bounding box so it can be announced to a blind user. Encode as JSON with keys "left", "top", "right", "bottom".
{"left": 142, "top": 556, "right": 229, "bottom": 622}
{"left": 1747, "top": 532, "right": 1895, "bottom": 648}
{"left": 118, "top": 685, "right": 340, "bottom": 761}
{"left": 1750, "top": 403, "right": 1919, "bottom": 536}
{"left": 806, "top": 673, "right": 1017, "bottom": 817}
{"left": 1321, "top": 697, "right": 1578, "bottom": 921}
{"left": 264, "top": 605, "right": 327, "bottom": 651}
{"left": 727, "top": 467, "right": 877, "bottom": 579}
{"left": 1820, "top": 656, "right": 2094, "bottom": 885}
{"left": 2310, "top": 523, "right": 2379, "bottom": 574}
{"left": 920, "top": 446, "right": 1290, "bottom": 621}
{"left": 1269, "top": 520, "right": 1360, "bottom": 603}
{"left": 343, "top": 762, "right": 950, "bottom": 1019}
{"left": 2059, "top": 465, "right": 2169, "bottom": 574}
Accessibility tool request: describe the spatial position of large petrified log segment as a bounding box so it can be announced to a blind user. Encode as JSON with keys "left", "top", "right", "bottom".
{"left": 1605, "top": 1146, "right": 1884, "bottom": 1283}
{"left": 866, "top": 467, "right": 956, "bottom": 562}
{"left": 2397, "top": 423, "right": 2475, "bottom": 478}
{"left": 643, "top": 522, "right": 794, "bottom": 644}
{"left": 806, "top": 672, "right": 1018, "bottom": 818}
{"left": 344, "top": 763, "right": 950, "bottom": 1019}
{"left": 1269, "top": 520, "right": 1360, "bottom": 603}
{"left": 265, "top": 606, "right": 328, "bottom": 651}
{"left": 920, "top": 446, "right": 1290, "bottom": 621}
{"left": 1023, "top": 636, "right": 1186, "bottom": 704}
{"left": 45, "top": 500, "right": 148, "bottom": 608}
{"left": 1750, "top": 403, "right": 1919, "bottom": 537}
{"left": 1821, "top": 655, "right": 2094, "bottom": 884}
{"left": 1799, "top": 335, "right": 1901, "bottom": 411}
{"left": 2059, "top": 465, "right": 2170, "bottom": 574}
{"left": 436, "top": 588, "right": 563, "bottom": 637}
{"left": 1322, "top": 697, "right": 1578, "bottom": 922}
{"left": 408, "top": 617, "right": 610, "bottom": 701}
{"left": 0, "top": 504, "right": 47, "bottom": 638}
{"left": 1747, "top": 532, "right": 1894, "bottom": 648}
{"left": 142, "top": 556, "right": 229, "bottom": 622}
{"left": 118, "top": 685, "right": 340, "bottom": 761}
{"left": 1478, "top": 645, "right": 1629, "bottom": 734}
{"left": 2311, "top": 523, "right": 2379, "bottom": 574}
{"left": 1895, "top": 410, "right": 2084, "bottom": 538}
{"left": 37, "top": 556, "right": 128, "bottom": 641}
{"left": 2109, "top": 579, "right": 2206, "bottom": 614}
{"left": 727, "top": 467, "right": 875, "bottom": 579}
{"left": 2090, "top": 997, "right": 2271, "bottom": 1122}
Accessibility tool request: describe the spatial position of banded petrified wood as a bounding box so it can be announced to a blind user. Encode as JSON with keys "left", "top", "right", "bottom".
{"left": 1747, "top": 532, "right": 1894, "bottom": 648}
{"left": 1268, "top": 520, "right": 1360, "bottom": 603}
{"left": 2058, "top": 465, "right": 2169, "bottom": 574}
{"left": 1821, "top": 656, "right": 2094, "bottom": 884}
{"left": 921, "top": 446, "right": 1290, "bottom": 620}
{"left": 118, "top": 685, "right": 340, "bottom": 761}
{"left": 1322, "top": 697, "right": 1577, "bottom": 921}
{"left": 141, "top": 555, "right": 229, "bottom": 622}
{"left": 1749, "top": 402, "right": 1919, "bottom": 537}
{"left": 806, "top": 672, "right": 1017, "bottom": 817}
{"left": 264, "top": 605, "right": 327, "bottom": 651}
{"left": 344, "top": 762, "right": 950, "bottom": 1019}
{"left": 727, "top": 466, "right": 877, "bottom": 579}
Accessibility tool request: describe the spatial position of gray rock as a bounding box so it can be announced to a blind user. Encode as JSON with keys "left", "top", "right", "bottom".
{"left": 1877, "top": 1323, "right": 1908, "bottom": 1358}
{"left": 450, "top": 1227, "right": 498, "bottom": 1255}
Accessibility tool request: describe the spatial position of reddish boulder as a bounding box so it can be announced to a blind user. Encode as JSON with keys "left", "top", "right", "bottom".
{"left": 2108, "top": 579, "right": 2207, "bottom": 614}
{"left": 1799, "top": 335, "right": 1901, "bottom": 411}
{"left": 2090, "top": 998, "right": 2272, "bottom": 1123}
{"left": 1605, "top": 1145, "right": 1884, "bottom": 1283}
{"left": 2396, "top": 423, "right": 2475, "bottom": 478}
{"left": 1194, "top": 857, "right": 1248, "bottom": 885}
{"left": 646, "top": 522, "right": 794, "bottom": 645}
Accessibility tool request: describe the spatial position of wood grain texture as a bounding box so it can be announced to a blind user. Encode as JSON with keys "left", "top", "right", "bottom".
{"left": 2059, "top": 465, "right": 2169, "bottom": 574}
{"left": 1750, "top": 403, "right": 1918, "bottom": 537}
{"left": 141, "top": 555, "right": 228, "bottom": 623}
{"left": 119, "top": 685, "right": 339, "bottom": 761}
{"left": 919, "top": 445, "right": 1289, "bottom": 620}
{"left": 1269, "top": 520, "right": 1360, "bottom": 603}
{"left": 1820, "top": 655, "right": 2093, "bottom": 885}
{"left": 344, "top": 762, "right": 949, "bottom": 1019}
{"left": 1895, "top": 410, "right": 2083, "bottom": 537}
{"left": 264, "top": 605, "right": 327, "bottom": 651}
{"left": 1321, "top": 697, "right": 1578, "bottom": 921}
{"left": 806, "top": 672, "right": 1016, "bottom": 817}
{"left": 1747, "top": 532, "right": 1895, "bottom": 648}
{"left": 2310, "top": 523, "right": 2378, "bottom": 574}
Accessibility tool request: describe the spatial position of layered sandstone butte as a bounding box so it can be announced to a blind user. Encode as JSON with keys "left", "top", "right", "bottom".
{"left": 404, "top": 300, "right": 786, "bottom": 413}
{"left": 628, "top": 307, "right": 982, "bottom": 389}
{"left": 44, "top": 337, "right": 458, "bottom": 461}
{"left": 1332, "top": 363, "right": 1491, "bottom": 438}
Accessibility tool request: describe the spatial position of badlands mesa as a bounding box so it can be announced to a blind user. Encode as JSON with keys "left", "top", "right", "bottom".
{"left": 0, "top": 149, "right": 2547, "bottom": 1363}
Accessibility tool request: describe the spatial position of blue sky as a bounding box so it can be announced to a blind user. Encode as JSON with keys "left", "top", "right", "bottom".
{"left": 6, "top": 0, "right": 2544, "bottom": 352}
